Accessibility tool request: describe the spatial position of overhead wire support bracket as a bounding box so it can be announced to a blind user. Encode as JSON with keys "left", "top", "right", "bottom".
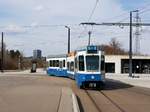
{"left": 80, "top": 22, "right": 150, "bottom": 26}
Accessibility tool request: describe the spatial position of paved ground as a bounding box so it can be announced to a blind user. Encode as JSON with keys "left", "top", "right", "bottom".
{"left": 0, "top": 68, "right": 46, "bottom": 75}
{"left": 0, "top": 70, "right": 78, "bottom": 112}
{"left": 1, "top": 70, "right": 150, "bottom": 112}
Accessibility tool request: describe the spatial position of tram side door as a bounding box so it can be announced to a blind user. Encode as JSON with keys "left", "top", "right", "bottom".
{"left": 74, "top": 57, "right": 78, "bottom": 74}
{"left": 59, "top": 61, "right": 63, "bottom": 73}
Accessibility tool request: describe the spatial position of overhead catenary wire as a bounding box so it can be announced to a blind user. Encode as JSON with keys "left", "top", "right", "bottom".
{"left": 108, "top": 1, "right": 150, "bottom": 24}
{"left": 79, "top": 1, "right": 150, "bottom": 37}
{"left": 88, "top": 0, "right": 100, "bottom": 22}
{"left": 78, "top": 0, "right": 100, "bottom": 38}
{"left": 138, "top": 2, "right": 150, "bottom": 13}
{"left": 139, "top": 8, "right": 150, "bottom": 15}
{"left": 103, "top": 12, "right": 129, "bottom": 22}
{"left": 0, "top": 24, "right": 79, "bottom": 29}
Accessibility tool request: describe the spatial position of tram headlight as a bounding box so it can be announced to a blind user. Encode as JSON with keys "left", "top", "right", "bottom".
{"left": 91, "top": 75, "right": 95, "bottom": 79}
{"left": 82, "top": 76, "right": 85, "bottom": 80}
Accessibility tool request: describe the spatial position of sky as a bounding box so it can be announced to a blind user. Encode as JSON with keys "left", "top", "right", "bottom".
{"left": 0, "top": 0, "right": 150, "bottom": 56}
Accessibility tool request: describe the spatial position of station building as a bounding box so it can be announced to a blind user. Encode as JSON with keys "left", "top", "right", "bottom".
{"left": 105, "top": 55, "right": 150, "bottom": 74}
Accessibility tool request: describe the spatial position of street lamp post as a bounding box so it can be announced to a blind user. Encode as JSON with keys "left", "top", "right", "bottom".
{"left": 1, "top": 32, "right": 4, "bottom": 73}
{"left": 65, "top": 26, "right": 71, "bottom": 54}
{"left": 129, "top": 10, "right": 139, "bottom": 77}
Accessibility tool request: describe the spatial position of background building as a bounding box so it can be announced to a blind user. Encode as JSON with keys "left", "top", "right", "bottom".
{"left": 105, "top": 55, "right": 150, "bottom": 74}
{"left": 33, "top": 49, "right": 42, "bottom": 59}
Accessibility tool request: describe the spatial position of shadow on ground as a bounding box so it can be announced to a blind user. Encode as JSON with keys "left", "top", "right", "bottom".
{"left": 104, "top": 79, "right": 134, "bottom": 90}
{"left": 76, "top": 95, "right": 85, "bottom": 112}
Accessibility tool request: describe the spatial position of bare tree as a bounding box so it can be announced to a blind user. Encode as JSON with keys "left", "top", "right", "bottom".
{"left": 99, "top": 38, "right": 128, "bottom": 55}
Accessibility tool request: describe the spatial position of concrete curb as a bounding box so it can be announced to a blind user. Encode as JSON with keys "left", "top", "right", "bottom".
{"left": 72, "top": 93, "right": 80, "bottom": 112}
{"left": 58, "top": 87, "right": 80, "bottom": 112}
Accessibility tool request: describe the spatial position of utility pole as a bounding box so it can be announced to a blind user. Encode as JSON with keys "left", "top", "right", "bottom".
{"left": 129, "top": 11, "right": 133, "bottom": 77}
{"left": 129, "top": 10, "right": 138, "bottom": 77}
{"left": 1, "top": 32, "right": 4, "bottom": 72}
{"left": 65, "top": 26, "right": 71, "bottom": 54}
{"left": 88, "top": 31, "right": 92, "bottom": 46}
{"left": 135, "top": 11, "right": 141, "bottom": 54}
{"left": 18, "top": 55, "right": 21, "bottom": 70}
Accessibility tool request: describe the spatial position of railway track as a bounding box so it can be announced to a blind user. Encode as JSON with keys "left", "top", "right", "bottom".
{"left": 85, "top": 90, "right": 102, "bottom": 112}
{"left": 99, "top": 91, "right": 126, "bottom": 112}
{"left": 56, "top": 89, "right": 62, "bottom": 112}
{"left": 72, "top": 80, "right": 150, "bottom": 112}
{"left": 85, "top": 90, "right": 126, "bottom": 112}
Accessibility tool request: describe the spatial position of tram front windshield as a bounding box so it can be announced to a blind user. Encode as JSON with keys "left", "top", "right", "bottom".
{"left": 86, "top": 56, "right": 99, "bottom": 72}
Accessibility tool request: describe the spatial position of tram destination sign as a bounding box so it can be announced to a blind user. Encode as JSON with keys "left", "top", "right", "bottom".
{"left": 87, "top": 45, "right": 98, "bottom": 53}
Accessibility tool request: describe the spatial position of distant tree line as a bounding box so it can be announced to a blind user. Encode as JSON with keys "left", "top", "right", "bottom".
{"left": 0, "top": 49, "right": 23, "bottom": 70}
{"left": 98, "top": 38, "right": 128, "bottom": 55}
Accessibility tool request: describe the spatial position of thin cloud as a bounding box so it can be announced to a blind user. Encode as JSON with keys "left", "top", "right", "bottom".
{"left": 4, "top": 24, "right": 27, "bottom": 35}
{"left": 0, "top": 0, "right": 150, "bottom": 56}
{"left": 34, "top": 5, "right": 44, "bottom": 11}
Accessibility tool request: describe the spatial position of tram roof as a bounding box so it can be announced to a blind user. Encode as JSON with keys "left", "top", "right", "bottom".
{"left": 47, "top": 54, "right": 67, "bottom": 58}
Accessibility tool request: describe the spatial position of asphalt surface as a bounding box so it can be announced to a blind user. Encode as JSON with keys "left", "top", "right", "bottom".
{"left": 0, "top": 73, "right": 74, "bottom": 112}
{"left": 0, "top": 72, "right": 150, "bottom": 112}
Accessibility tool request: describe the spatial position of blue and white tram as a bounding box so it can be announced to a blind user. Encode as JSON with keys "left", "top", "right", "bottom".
{"left": 66, "top": 53, "right": 76, "bottom": 79}
{"left": 46, "top": 45, "right": 105, "bottom": 89}
{"left": 70, "top": 45, "right": 105, "bottom": 88}
{"left": 46, "top": 55, "right": 67, "bottom": 77}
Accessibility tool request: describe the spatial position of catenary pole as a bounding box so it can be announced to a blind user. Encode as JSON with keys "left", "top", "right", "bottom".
{"left": 129, "top": 11, "right": 133, "bottom": 77}
{"left": 129, "top": 10, "right": 138, "bottom": 77}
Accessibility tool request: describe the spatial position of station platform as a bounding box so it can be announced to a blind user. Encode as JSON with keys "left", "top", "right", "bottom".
{"left": 106, "top": 73, "right": 150, "bottom": 88}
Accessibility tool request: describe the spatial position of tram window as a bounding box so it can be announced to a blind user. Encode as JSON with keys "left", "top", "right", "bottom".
{"left": 63, "top": 60, "right": 65, "bottom": 67}
{"left": 101, "top": 55, "right": 105, "bottom": 71}
{"left": 70, "top": 62, "right": 74, "bottom": 71}
{"left": 49, "top": 61, "right": 51, "bottom": 67}
{"left": 49, "top": 61, "right": 50, "bottom": 67}
{"left": 79, "top": 56, "right": 85, "bottom": 71}
{"left": 54, "top": 60, "right": 56, "bottom": 67}
{"left": 52, "top": 60, "right": 55, "bottom": 67}
{"left": 67, "top": 62, "right": 70, "bottom": 70}
{"left": 53, "top": 60, "right": 57, "bottom": 67}
{"left": 55, "top": 60, "right": 57, "bottom": 67}
{"left": 51, "top": 60, "right": 53, "bottom": 67}
{"left": 56, "top": 60, "right": 59, "bottom": 67}
{"left": 50, "top": 60, "right": 53, "bottom": 67}
{"left": 86, "top": 56, "right": 99, "bottom": 71}
{"left": 75, "top": 58, "right": 77, "bottom": 69}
